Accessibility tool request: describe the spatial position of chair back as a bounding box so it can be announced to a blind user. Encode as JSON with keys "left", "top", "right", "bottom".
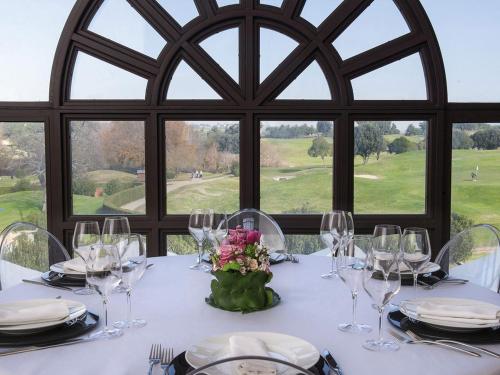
{"left": 0, "top": 222, "right": 70, "bottom": 290}
{"left": 224, "top": 209, "right": 286, "bottom": 253}
{"left": 435, "top": 224, "right": 500, "bottom": 293}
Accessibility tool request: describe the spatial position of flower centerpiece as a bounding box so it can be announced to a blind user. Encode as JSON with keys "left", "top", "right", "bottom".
{"left": 206, "top": 226, "right": 279, "bottom": 313}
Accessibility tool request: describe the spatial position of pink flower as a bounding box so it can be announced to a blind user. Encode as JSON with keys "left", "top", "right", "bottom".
{"left": 219, "top": 244, "right": 236, "bottom": 266}
{"left": 246, "top": 230, "right": 261, "bottom": 244}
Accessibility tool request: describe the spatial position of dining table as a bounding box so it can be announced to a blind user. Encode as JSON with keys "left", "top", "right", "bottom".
{"left": 0, "top": 255, "right": 499, "bottom": 375}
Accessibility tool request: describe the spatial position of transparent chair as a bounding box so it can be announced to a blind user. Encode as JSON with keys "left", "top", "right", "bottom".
{"left": 0, "top": 222, "right": 70, "bottom": 290}
{"left": 224, "top": 208, "right": 287, "bottom": 254}
{"left": 186, "top": 356, "right": 315, "bottom": 375}
{"left": 435, "top": 224, "right": 500, "bottom": 293}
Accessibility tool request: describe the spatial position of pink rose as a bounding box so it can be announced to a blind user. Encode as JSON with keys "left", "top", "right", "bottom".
{"left": 246, "top": 230, "right": 261, "bottom": 244}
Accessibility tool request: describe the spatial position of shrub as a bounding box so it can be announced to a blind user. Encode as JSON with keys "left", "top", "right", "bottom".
{"left": 452, "top": 130, "right": 473, "bottom": 149}
{"left": 11, "top": 178, "right": 33, "bottom": 192}
{"left": 72, "top": 176, "right": 97, "bottom": 197}
{"left": 104, "top": 179, "right": 136, "bottom": 195}
{"left": 103, "top": 185, "right": 144, "bottom": 213}
{"left": 230, "top": 161, "right": 240, "bottom": 177}
{"left": 166, "top": 168, "right": 177, "bottom": 180}
{"left": 388, "top": 137, "right": 417, "bottom": 154}
{"left": 471, "top": 128, "right": 500, "bottom": 150}
{"left": 450, "top": 212, "right": 474, "bottom": 265}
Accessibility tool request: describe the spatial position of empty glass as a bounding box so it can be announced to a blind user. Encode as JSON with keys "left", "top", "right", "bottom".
{"left": 113, "top": 234, "right": 147, "bottom": 329}
{"left": 102, "top": 217, "right": 131, "bottom": 258}
{"left": 320, "top": 210, "right": 347, "bottom": 279}
{"left": 189, "top": 209, "right": 211, "bottom": 272}
{"left": 72, "top": 221, "right": 100, "bottom": 295}
{"left": 402, "top": 227, "right": 431, "bottom": 295}
{"left": 337, "top": 236, "right": 372, "bottom": 333}
{"left": 86, "top": 243, "right": 123, "bottom": 339}
{"left": 203, "top": 211, "right": 228, "bottom": 254}
{"left": 362, "top": 225, "right": 402, "bottom": 351}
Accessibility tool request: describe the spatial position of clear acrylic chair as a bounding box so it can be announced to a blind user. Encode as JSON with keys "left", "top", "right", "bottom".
{"left": 0, "top": 222, "right": 70, "bottom": 290}
{"left": 434, "top": 224, "right": 500, "bottom": 293}
{"left": 224, "top": 208, "right": 287, "bottom": 253}
{"left": 186, "top": 356, "right": 315, "bottom": 375}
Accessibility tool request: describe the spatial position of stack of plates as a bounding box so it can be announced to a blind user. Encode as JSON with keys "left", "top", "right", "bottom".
{"left": 41, "top": 261, "right": 87, "bottom": 287}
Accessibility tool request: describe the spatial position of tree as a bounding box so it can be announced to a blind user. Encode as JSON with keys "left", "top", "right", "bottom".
{"left": 307, "top": 136, "right": 332, "bottom": 162}
{"left": 452, "top": 130, "right": 473, "bottom": 149}
{"left": 471, "top": 128, "right": 500, "bottom": 150}
{"left": 376, "top": 139, "right": 387, "bottom": 160}
{"left": 419, "top": 122, "right": 428, "bottom": 137}
{"left": 101, "top": 121, "right": 145, "bottom": 170}
{"left": 316, "top": 121, "right": 333, "bottom": 136}
{"left": 214, "top": 124, "right": 239, "bottom": 154}
{"left": 354, "top": 124, "right": 384, "bottom": 164}
{"left": 389, "top": 123, "right": 400, "bottom": 135}
{"left": 388, "top": 137, "right": 418, "bottom": 154}
{"left": 405, "top": 124, "right": 423, "bottom": 136}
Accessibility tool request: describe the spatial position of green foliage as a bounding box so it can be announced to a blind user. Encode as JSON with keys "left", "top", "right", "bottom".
{"left": 166, "top": 168, "right": 177, "bottom": 180}
{"left": 103, "top": 179, "right": 136, "bottom": 195}
{"left": 449, "top": 212, "right": 474, "bottom": 265}
{"left": 103, "top": 185, "right": 144, "bottom": 212}
{"left": 214, "top": 124, "right": 240, "bottom": 154}
{"left": 316, "top": 121, "right": 333, "bottom": 136}
{"left": 454, "top": 123, "right": 491, "bottom": 132}
{"left": 11, "top": 178, "right": 33, "bottom": 192}
{"left": 230, "top": 161, "right": 240, "bottom": 177}
{"left": 357, "top": 121, "right": 399, "bottom": 135}
{"left": 354, "top": 124, "right": 385, "bottom": 164}
{"left": 471, "top": 128, "right": 500, "bottom": 150}
{"left": 72, "top": 176, "right": 97, "bottom": 197}
{"left": 264, "top": 124, "right": 315, "bottom": 139}
{"left": 307, "top": 136, "right": 332, "bottom": 161}
{"left": 405, "top": 124, "right": 424, "bottom": 136}
{"left": 388, "top": 137, "right": 418, "bottom": 154}
{"left": 285, "top": 235, "right": 322, "bottom": 255}
{"left": 452, "top": 130, "right": 473, "bottom": 149}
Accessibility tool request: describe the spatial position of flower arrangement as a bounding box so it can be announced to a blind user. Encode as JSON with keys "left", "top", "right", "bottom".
{"left": 207, "top": 226, "right": 279, "bottom": 313}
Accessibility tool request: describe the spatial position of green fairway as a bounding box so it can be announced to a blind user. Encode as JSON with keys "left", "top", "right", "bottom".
{"left": 262, "top": 137, "right": 333, "bottom": 168}
{"left": 0, "top": 191, "right": 45, "bottom": 229}
{"left": 73, "top": 195, "right": 105, "bottom": 215}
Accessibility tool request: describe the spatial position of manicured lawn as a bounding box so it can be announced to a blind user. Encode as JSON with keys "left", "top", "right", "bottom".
{"left": 73, "top": 195, "right": 104, "bottom": 215}
{"left": 262, "top": 137, "right": 333, "bottom": 168}
{"left": 0, "top": 191, "right": 45, "bottom": 229}
{"left": 86, "top": 170, "right": 137, "bottom": 185}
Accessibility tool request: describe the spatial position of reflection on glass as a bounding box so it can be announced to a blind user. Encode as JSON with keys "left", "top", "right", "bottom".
{"left": 354, "top": 120, "right": 427, "bottom": 214}
{"left": 260, "top": 120, "right": 333, "bottom": 213}
{"left": 0, "top": 122, "right": 46, "bottom": 230}
{"left": 70, "top": 121, "right": 145, "bottom": 215}
{"left": 165, "top": 121, "right": 240, "bottom": 214}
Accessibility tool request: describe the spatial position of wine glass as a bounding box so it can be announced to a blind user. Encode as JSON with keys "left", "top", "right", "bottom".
{"left": 72, "top": 221, "right": 100, "bottom": 295}
{"left": 86, "top": 243, "right": 123, "bottom": 339}
{"left": 320, "top": 210, "right": 347, "bottom": 279}
{"left": 203, "top": 211, "right": 228, "bottom": 254}
{"left": 189, "top": 209, "right": 211, "bottom": 272}
{"left": 113, "top": 234, "right": 147, "bottom": 329}
{"left": 362, "top": 225, "right": 402, "bottom": 352}
{"left": 102, "top": 217, "right": 131, "bottom": 257}
{"left": 402, "top": 227, "right": 431, "bottom": 296}
{"left": 337, "top": 236, "right": 372, "bottom": 333}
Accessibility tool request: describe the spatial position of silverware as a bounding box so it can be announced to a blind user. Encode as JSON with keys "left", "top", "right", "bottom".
{"left": 22, "top": 279, "right": 73, "bottom": 291}
{"left": 0, "top": 337, "right": 98, "bottom": 357}
{"left": 146, "top": 263, "right": 155, "bottom": 270}
{"left": 389, "top": 330, "right": 480, "bottom": 357}
{"left": 148, "top": 344, "right": 162, "bottom": 375}
{"left": 406, "top": 330, "right": 500, "bottom": 359}
{"left": 322, "top": 349, "right": 342, "bottom": 375}
{"left": 160, "top": 347, "right": 174, "bottom": 375}
{"left": 423, "top": 278, "right": 468, "bottom": 290}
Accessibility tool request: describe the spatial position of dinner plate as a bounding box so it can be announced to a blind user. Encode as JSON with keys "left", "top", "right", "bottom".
{"left": 49, "top": 261, "right": 86, "bottom": 277}
{"left": 185, "top": 332, "right": 320, "bottom": 375}
{"left": 0, "top": 299, "right": 87, "bottom": 335}
{"left": 41, "top": 271, "right": 86, "bottom": 287}
{"left": 400, "top": 262, "right": 440, "bottom": 275}
{"left": 399, "top": 298, "right": 500, "bottom": 331}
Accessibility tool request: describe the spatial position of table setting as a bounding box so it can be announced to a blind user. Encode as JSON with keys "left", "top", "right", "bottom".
{"left": 0, "top": 209, "right": 498, "bottom": 375}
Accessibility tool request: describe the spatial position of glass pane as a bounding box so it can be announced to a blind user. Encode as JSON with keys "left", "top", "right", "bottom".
{"left": 354, "top": 121, "right": 427, "bottom": 214}
{"left": 166, "top": 234, "right": 211, "bottom": 255}
{"left": 0, "top": 122, "right": 46, "bottom": 230}
{"left": 217, "top": 0, "right": 239, "bottom": 7}
{"left": 260, "top": 0, "right": 283, "bottom": 7}
{"left": 70, "top": 121, "right": 145, "bottom": 215}
{"left": 156, "top": 0, "right": 198, "bottom": 27}
{"left": 199, "top": 28, "right": 239, "bottom": 83}
{"left": 165, "top": 121, "right": 240, "bottom": 214}
{"left": 260, "top": 120, "right": 333, "bottom": 213}
{"left": 300, "top": 0, "right": 343, "bottom": 28}
{"left": 285, "top": 235, "right": 323, "bottom": 255}
{"left": 88, "top": 0, "right": 166, "bottom": 58}
{"left": 0, "top": 1, "right": 75, "bottom": 101}
{"left": 333, "top": 0, "right": 410, "bottom": 60}
{"left": 166, "top": 60, "right": 222, "bottom": 100}
{"left": 260, "top": 28, "right": 299, "bottom": 83}
{"left": 451, "top": 123, "right": 500, "bottom": 230}
{"left": 351, "top": 53, "right": 427, "bottom": 100}
{"left": 421, "top": 0, "right": 500, "bottom": 102}
{"left": 71, "top": 52, "right": 148, "bottom": 100}
{"left": 276, "top": 61, "right": 331, "bottom": 100}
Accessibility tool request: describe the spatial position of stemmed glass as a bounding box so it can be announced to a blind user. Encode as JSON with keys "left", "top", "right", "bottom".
{"left": 72, "top": 221, "right": 100, "bottom": 295}
{"left": 113, "top": 234, "right": 147, "bottom": 329}
{"left": 102, "top": 217, "right": 130, "bottom": 292}
{"left": 86, "top": 243, "right": 123, "bottom": 339}
{"left": 189, "top": 209, "right": 211, "bottom": 272}
{"left": 337, "top": 235, "right": 372, "bottom": 334}
{"left": 320, "top": 210, "right": 347, "bottom": 279}
{"left": 362, "top": 224, "right": 402, "bottom": 352}
{"left": 203, "top": 211, "right": 228, "bottom": 255}
{"left": 402, "top": 227, "right": 431, "bottom": 296}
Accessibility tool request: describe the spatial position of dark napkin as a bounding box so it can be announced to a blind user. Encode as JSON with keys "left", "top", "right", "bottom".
{"left": 41, "top": 271, "right": 86, "bottom": 288}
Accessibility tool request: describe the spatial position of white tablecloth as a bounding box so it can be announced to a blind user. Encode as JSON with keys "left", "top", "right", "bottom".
{"left": 0, "top": 255, "right": 499, "bottom": 375}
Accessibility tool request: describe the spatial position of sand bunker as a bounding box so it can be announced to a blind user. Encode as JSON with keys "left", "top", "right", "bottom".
{"left": 354, "top": 174, "right": 379, "bottom": 180}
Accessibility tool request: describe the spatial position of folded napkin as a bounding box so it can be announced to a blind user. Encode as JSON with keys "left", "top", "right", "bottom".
{"left": 405, "top": 298, "right": 500, "bottom": 325}
{"left": 0, "top": 299, "right": 69, "bottom": 326}
{"left": 229, "top": 335, "right": 277, "bottom": 375}
{"left": 63, "top": 257, "right": 87, "bottom": 274}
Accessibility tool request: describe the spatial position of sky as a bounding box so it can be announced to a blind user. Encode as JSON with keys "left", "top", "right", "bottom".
{"left": 0, "top": 0, "right": 499, "bottom": 102}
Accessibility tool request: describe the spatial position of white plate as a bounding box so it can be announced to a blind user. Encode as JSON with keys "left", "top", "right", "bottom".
{"left": 0, "top": 299, "right": 86, "bottom": 333}
{"left": 400, "top": 262, "right": 440, "bottom": 275}
{"left": 400, "top": 298, "right": 500, "bottom": 330}
{"left": 50, "top": 261, "right": 86, "bottom": 277}
{"left": 185, "top": 332, "right": 319, "bottom": 375}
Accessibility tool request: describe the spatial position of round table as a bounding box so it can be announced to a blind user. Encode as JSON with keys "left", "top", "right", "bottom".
{"left": 0, "top": 255, "right": 499, "bottom": 375}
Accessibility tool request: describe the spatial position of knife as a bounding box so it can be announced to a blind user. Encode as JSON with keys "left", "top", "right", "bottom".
{"left": 22, "top": 279, "right": 73, "bottom": 291}
{"left": 0, "top": 337, "right": 98, "bottom": 357}
{"left": 322, "top": 349, "right": 342, "bottom": 375}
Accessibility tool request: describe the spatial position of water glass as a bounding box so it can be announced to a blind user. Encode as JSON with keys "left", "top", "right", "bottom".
{"left": 72, "top": 221, "right": 100, "bottom": 295}
{"left": 189, "top": 209, "right": 211, "bottom": 272}
{"left": 102, "top": 217, "right": 131, "bottom": 258}
{"left": 402, "top": 227, "right": 431, "bottom": 295}
{"left": 203, "top": 211, "right": 228, "bottom": 254}
{"left": 320, "top": 210, "right": 347, "bottom": 279}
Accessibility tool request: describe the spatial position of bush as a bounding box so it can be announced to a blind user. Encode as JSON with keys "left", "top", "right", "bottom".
{"left": 452, "top": 130, "right": 473, "bottom": 149}
{"left": 166, "top": 168, "right": 177, "bottom": 180}
{"left": 388, "top": 137, "right": 417, "bottom": 154}
{"left": 230, "top": 161, "right": 240, "bottom": 177}
{"left": 471, "top": 128, "right": 500, "bottom": 150}
{"left": 103, "top": 185, "right": 144, "bottom": 213}
{"left": 72, "top": 176, "right": 97, "bottom": 197}
{"left": 450, "top": 212, "right": 474, "bottom": 265}
{"left": 11, "top": 178, "right": 33, "bottom": 192}
{"left": 104, "top": 179, "right": 135, "bottom": 195}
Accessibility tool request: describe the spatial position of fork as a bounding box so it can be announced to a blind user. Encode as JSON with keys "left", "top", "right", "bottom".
{"left": 389, "top": 330, "right": 480, "bottom": 357}
{"left": 160, "top": 347, "right": 174, "bottom": 375}
{"left": 406, "top": 330, "right": 500, "bottom": 359}
{"left": 148, "top": 344, "right": 162, "bottom": 375}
